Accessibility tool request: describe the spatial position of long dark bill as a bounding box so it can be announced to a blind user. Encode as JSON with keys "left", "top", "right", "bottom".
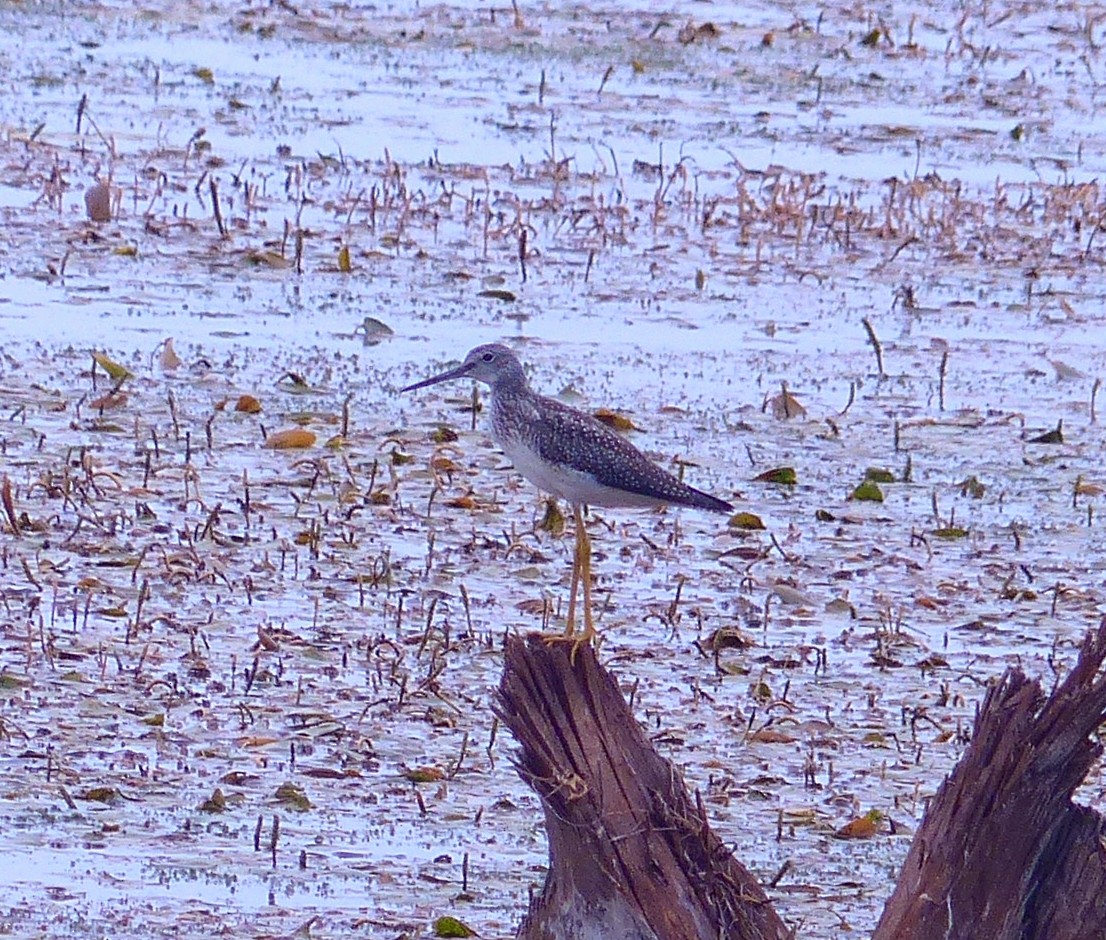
{"left": 400, "top": 362, "right": 473, "bottom": 393}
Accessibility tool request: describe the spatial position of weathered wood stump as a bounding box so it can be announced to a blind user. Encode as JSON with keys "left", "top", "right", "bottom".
{"left": 497, "top": 633, "right": 792, "bottom": 940}
{"left": 873, "top": 619, "right": 1106, "bottom": 940}
{"left": 499, "top": 622, "right": 1106, "bottom": 939}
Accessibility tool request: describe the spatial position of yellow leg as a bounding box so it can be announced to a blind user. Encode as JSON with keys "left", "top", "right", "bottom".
{"left": 577, "top": 506, "right": 596, "bottom": 645}
{"left": 545, "top": 504, "right": 598, "bottom": 658}
{"left": 564, "top": 504, "right": 583, "bottom": 637}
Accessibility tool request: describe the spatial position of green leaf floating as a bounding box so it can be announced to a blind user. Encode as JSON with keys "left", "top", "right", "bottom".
{"left": 91, "top": 351, "right": 133, "bottom": 383}
{"left": 753, "top": 466, "right": 797, "bottom": 485}
{"left": 864, "top": 467, "right": 895, "bottom": 483}
{"left": 274, "top": 782, "right": 312, "bottom": 811}
{"left": 434, "top": 916, "right": 475, "bottom": 938}
{"left": 850, "top": 481, "right": 884, "bottom": 502}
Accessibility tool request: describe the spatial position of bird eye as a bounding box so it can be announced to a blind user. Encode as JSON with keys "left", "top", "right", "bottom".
{"left": 481, "top": 352, "right": 495, "bottom": 362}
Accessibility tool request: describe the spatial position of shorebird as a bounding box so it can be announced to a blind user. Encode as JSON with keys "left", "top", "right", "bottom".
{"left": 401, "top": 343, "right": 733, "bottom": 644}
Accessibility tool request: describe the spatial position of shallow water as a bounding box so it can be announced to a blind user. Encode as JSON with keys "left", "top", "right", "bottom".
{"left": 2, "top": 1, "right": 1106, "bottom": 937}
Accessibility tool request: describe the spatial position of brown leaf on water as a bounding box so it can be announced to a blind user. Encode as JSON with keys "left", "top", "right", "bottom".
{"left": 1049, "top": 358, "right": 1086, "bottom": 381}
{"left": 871, "top": 651, "right": 903, "bottom": 668}
{"left": 959, "top": 475, "right": 986, "bottom": 498}
{"left": 772, "top": 583, "right": 815, "bottom": 607}
{"left": 90, "top": 391, "right": 128, "bottom": 411}
{"left": 301, "top": 767, "right": 362, "bottom": 780}
{"left": 430, "top": 455, "right": 460, "bottom": 474}
{"left": 288, "top": 410, "right": 333, "bottom": 425}
{"left": 1027, "top": 420, "right": 1063, "bottom": 444}
{"left": 477, "top": 288, "right": 516, "bottom": 302}
{"left": 256, "top": 627, "right": 280, "bottom": 651}
{"left": 81, "top": 787, "right": 120, "bottom": 804}
{"left": 265, "top": 428, "right": 316, "bottom": 449}
{"left": 766, "top": 388, "right": 806, "bottom": 419}
{"left": 246, "top": 249, "right": 291, "bottom": 269}
{"left": 825, "top": 598, "right": 857, "bottom": 617}
{"left": 703, "top": 627, "right": 754, "bottom": 651}
{"left": 916, "top": 653, "right": 949, "bottom": 670}
{"left": 235, "top": 394, "right": 263, "bottom": 414}
{"left": 728, "top": 511, "right": 765, "bottom": 530}
{"left": 749, "top": 679, "right": 773, "bottom": 703}
{"left": 356, "top": 316, "right": 394, "bottom": 345}
{"left": 1, "top": 476, "right": 20, "bottom": 537}
{"left": 678, "top": 20, "right": 721, "bottom": 44}
{"left": 199, "top": 788, "right": 227, "bottom": 813}
{"left": 159, "top": 338, "right": 182, "bottom": 371}
{"left": 593, "top": 407, "right": 638, "bottom": 432}
{"left": 85, "top": 182, "right": 113, "bottom": 222}
{"left": 241, "top": 736, "right": 280, "bottom": 748}
{"left": 1075, "top": 475, "right": 1104, "bottom": 497}
{"left": 835, "top": 810, "right": 884, "bottom": 839}
{"left": 280, "top": 372, "right": 312, "bottom": 391}
{"left": 749, "top": 727, "right": 796, "bottom": 744}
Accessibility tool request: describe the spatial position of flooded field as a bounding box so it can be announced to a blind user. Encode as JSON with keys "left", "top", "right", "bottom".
{"left": 2, "top": 0, "right": 1106, "bottom": 936}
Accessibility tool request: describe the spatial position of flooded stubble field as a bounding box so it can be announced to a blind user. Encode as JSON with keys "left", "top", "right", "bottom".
{"left": 2, "top": 1, "right": 1106, "bottom": 937}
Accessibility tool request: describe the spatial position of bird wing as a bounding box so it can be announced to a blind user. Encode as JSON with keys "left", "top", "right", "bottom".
{"left": 526, "top": 397, "right": 728, "bottom": 510}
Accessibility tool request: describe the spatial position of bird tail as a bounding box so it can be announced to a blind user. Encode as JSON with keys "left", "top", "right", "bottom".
{"left": 683, "top": 486, "right": 733, "bottom": 513}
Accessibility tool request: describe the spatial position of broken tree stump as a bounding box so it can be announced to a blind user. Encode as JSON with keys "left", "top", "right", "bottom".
{"left": 497, "top": 633, "right": 791, "bottom": 940}
{"left": 873, "top": 618, "right": 1106, "bottom": 940}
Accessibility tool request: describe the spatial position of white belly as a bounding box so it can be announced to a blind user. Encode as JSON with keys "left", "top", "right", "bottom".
{"left": 498, "top": 436, "right": 662, "bottom": 509}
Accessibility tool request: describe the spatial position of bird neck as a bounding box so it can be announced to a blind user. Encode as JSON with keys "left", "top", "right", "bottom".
{"left": 489, "top": 361, "right": 530, "bottom": 398}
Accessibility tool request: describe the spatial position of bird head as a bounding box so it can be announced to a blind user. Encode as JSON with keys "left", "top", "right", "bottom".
{"left": 401, "top": 343, "right": 523, "bottom": 392}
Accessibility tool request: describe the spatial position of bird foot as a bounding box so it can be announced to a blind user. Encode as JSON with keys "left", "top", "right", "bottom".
{"left": 541, "top": 624, "right": 598, "bottom": 665}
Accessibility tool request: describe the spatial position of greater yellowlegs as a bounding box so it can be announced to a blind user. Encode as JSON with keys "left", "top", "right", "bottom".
{"left": 402, "top": 343, "right": 733, "bottom": 644}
